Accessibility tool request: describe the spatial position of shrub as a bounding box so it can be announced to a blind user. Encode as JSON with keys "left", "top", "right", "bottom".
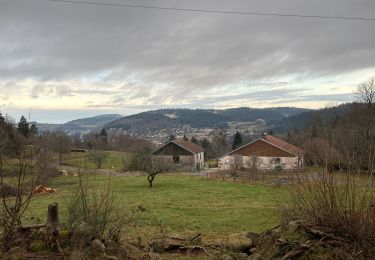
{"left": 286, "top": 169, "right": 375, "bottom": 255}
{"left": 66, "top": 171, "right": 118, "bottom": 245}
{"left": 88, "top": 150, "right": 108, "bottom": 169}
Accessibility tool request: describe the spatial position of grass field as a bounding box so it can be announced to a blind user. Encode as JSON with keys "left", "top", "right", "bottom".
{"left": 60, "top": 151, "right": 132, "bottom": 170}
{"left": 26, "top": 174, "right": 286, "bottom": 239}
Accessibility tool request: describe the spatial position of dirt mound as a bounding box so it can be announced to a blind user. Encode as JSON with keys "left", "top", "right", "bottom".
{"left": 32, "top": 185, "right": 56, "bottom": 195}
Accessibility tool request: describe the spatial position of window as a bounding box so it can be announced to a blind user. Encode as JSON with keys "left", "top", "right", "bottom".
{"left": 173, "top": 155, "right": 180, "bottom": 164}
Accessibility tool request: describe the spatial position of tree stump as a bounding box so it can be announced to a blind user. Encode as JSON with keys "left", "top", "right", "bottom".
{"left": 46, "top": 203, "right": 60, "bottom": 249}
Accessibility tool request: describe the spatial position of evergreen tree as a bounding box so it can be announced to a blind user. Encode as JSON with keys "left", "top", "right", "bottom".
{"left": 191, "top": 136, "right": 198, "bottom": 144}
{"left": 17, "top": 116, "right": 29, "bottom": 138}
{"left": 0, "top": 112, "right": 5, "bottom": 124}
{"left": 168, "top": 134, "right": 175, "bottom": 142}
{"left": 200, "top": 138, "right": 211, "bottom": 160}
{"left": 30, "top": 124, "right": 38, "bottom": 136}
{"left": 99, "top": 128, "right": 108, "bottom": 137}
{"left": 232, "top": 131, "right": 243, "bottom": 150}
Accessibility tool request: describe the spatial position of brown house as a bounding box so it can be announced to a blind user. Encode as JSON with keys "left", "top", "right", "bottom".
{"left": 152, "top": 139, "right": 205, "bottom": 171}
{"left": 218, "top": 134, "right": 305, "bottom": 171}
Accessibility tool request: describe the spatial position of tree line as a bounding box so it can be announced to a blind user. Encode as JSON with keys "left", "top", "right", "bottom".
{"left": 287, "top": 77, "right": 375, "bottom": 174}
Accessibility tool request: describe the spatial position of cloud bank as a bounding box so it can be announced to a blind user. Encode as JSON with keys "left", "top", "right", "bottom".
{"left": 0, "top": 0, "right": 374, "bottom": 122}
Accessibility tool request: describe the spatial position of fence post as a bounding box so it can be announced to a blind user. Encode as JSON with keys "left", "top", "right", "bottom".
{"left": 46, "top": 202, "right": 59, "bottom": 248}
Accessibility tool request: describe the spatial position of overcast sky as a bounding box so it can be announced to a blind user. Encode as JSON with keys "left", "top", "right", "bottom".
{"left": 1, "top": 0, "right": 375, "bottom": 123}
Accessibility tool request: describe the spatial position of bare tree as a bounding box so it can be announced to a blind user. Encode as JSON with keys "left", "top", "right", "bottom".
{"left": 145, "top": 160, "right": 171, "bottom": 188}
{"left": 0, "top": 124, "right": 49, "bottom": 251}
{"left": 88, "top": 150, "right": 108, "bottom": 169}
{"left": 131, "top": 147, "right": 171, "bottom": 187}
{"left": 356, "top": 77, "right": 375, "bottom": 106}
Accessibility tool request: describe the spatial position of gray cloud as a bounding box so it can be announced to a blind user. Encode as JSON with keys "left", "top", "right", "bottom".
{"left": 1, "top": 0, "right": 375, "bottom": 120}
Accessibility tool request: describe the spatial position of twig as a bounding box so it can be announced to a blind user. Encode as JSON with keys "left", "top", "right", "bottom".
{"left": 189, "top": 233, "right": 202, "bottom": 242}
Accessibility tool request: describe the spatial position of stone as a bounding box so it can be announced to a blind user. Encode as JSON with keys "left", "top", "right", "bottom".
{"left": 226, "top": 233, "right": 253, "bottom": 252}
{"left": 288, "top": 220, "right": 301, "bottom": 233}
{"left": 91, "top": 239, "right": 106, "bottom": 256}
{"left": 248, "top": 253, "right": 263, "bottom": 260}
{"left": 149, "top": 239, "right": 166, "bottom": 253}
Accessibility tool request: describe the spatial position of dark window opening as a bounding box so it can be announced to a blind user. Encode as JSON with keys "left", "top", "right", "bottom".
{"left": 173, "top": 155, "right": 180, "bottom": 164}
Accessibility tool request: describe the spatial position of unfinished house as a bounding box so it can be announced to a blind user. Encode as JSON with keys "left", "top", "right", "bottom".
{"left": 152, "top": 139, "right": 205, "bottom": 171}
{"left": 218, "top": 134, "right": 304, "bottom": 171}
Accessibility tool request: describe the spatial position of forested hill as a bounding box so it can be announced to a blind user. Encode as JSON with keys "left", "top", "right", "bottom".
{"left": 104, "top": 107, "right": 312, "bottom": 130}
{"left": 60, "top": 114, "right": 123, "bottom": 132}
{"left": 274, "top": 103, "right": 354, "bottom": 133}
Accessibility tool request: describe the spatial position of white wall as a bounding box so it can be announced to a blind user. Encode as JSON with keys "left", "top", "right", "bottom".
{"left": 194, "top": 152, "right": 205, "bottom": 170}
{"left": 218, "top": 155, "right": 302, "bottom": 171}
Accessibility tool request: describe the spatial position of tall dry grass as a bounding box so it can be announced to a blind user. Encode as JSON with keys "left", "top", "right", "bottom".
{"left": 287, "top": 168, "right": 375, "bottom": 254}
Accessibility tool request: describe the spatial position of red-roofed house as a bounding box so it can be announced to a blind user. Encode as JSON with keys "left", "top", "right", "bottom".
{"left": 152, "top": 139, "right": 205, "bottom": 171}
{"left": 218, "top": 134, "right": 304, "bottom": 171}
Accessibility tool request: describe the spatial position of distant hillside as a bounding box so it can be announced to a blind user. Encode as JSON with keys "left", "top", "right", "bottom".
{"left": 60, "top": 114, "right": 123, "bottom": 132}
{"left": 274, "top": 103, "right": 353, "bottom": 133}
{"left": 105, "top": 107, "right": 312, "bottom": 131}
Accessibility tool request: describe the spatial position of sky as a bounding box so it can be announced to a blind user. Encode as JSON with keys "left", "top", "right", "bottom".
{"left": 1, "top": 0, "right": 375, "bottom": 123}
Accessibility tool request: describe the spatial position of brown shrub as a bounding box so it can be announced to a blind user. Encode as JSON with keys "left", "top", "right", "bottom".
{"left": 286, "top": 169, "right": 375, "bottom": 256}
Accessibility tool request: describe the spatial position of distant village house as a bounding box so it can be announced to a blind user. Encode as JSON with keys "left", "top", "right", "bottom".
{"left": 218, "top": 134, "right": 304, "bottom": 171}
{"left": 152, "top": 139, "right": 205, "bottom": 171}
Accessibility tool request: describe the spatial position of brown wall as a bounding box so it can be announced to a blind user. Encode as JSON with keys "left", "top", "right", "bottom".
{"left": 152, "top": 155, "right": 173, "bottom": 165}
{"left": 230, "top": 140, "right": 293, "bottom": 157}
{"left": 153, "top": 142, "right": 193, "bottom": 156}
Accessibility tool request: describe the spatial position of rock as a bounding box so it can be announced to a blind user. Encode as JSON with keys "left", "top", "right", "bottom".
{"left": 226, "top": 233, "right": 253, "bottom": 252}
{"left": 288, "top": 220, "right": 301, "bottom": 233}
{"left": 29, "top": 241, "right": 46, "bottom": 252}
{"left": 91, "top": 239, "right": 106, "bottom": 256}
{"left": 249, "top": 247, "right": 257, "bottom": 254}
{"left": 149, "top": 239, "right": 166, "bottom": 253}
{"left": 248, "top": 253, "right": 263, "bottom": 260}
{"left": 220, "top": 254, "right": 234, "bottom": 260}
{"left": 7, "top": 247, "right": 24, "bottom": 260}
{"left": 239, "top": 253, "right": 249, "bottom": 258}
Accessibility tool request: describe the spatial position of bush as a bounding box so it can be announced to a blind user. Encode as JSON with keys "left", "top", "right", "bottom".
{"left": 66, "top": 172, "right": 119, "bottom": 245}
{"left": 285, "top": 170, "right": 375, "bottom": 256}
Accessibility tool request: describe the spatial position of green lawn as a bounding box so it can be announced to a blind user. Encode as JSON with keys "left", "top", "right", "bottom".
{"left": 25, "top": 174, "right": 286, "bottom": 239}
{"left": 60, "top": 150, "right": 132, "bottom": 170}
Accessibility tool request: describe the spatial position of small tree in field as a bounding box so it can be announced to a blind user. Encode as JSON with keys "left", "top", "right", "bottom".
{"left": 89, "top": 150, "right": 108, "bottom": 169}
{"left": 131, "top": 147, "right": 171, "bottom": 187}
{"left": 145, "top": 160, "right": 171, "bottom": 188}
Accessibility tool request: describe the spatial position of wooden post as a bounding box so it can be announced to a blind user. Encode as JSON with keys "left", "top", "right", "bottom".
{"left": 46, "top": 202, "right": 59, "bottom": 248}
